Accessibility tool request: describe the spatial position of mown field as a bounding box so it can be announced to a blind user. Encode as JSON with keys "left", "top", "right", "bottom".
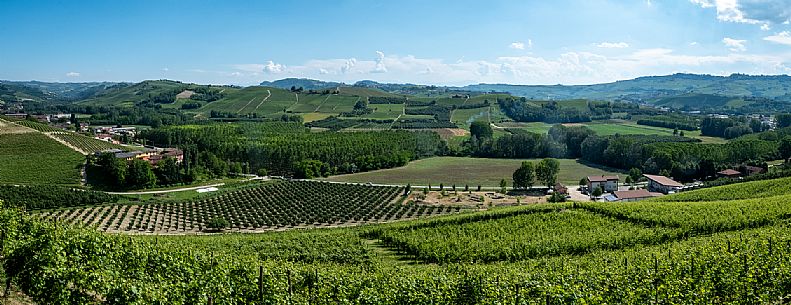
{"left": 0, "top": 133, "right": 83, "bottom": 185}
{"left": 9, "top": 176, "right": 791, "bottom": 303}
{"left": 324, "top": 156, "right": 622, "bottom": 186}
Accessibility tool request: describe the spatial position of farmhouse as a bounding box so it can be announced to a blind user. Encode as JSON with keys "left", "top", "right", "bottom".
{"left": 716, "top": 169, "right": 741, "bottom": 179}
{"left": 743, "top": 165, "right": 765, "bottom": 176}
{"left": 604, "top": 189, "right": 661, "bottom": 202}
{"left": 644, "top": 174, "right": 683, "bottom": 194}
{"left": 587, "top": 175, "right": 619, "bottom": 193}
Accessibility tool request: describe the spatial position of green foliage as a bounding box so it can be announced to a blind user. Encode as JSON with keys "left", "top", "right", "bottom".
{"left": 582, "top": 194, "right": 791, "bottom": 234}
{"left": 535, "top": 158, "right": 560, "bottom": 187}
{"left": 469, "top": 121, "right": 493, "bottom": 140}
{"left": 126, "top": 159, "right": 157, "bottom": 189}
{"left": 369, "top": 207, "right": 677, "bottom": 263}
{"left": 0, "top": 133, "right": 83, "bottom": 185}
{"left": 141, "top": 125, "right": 444, "bottom": 176}
{"left": 660, "top": 176, "right": 791, "bottom": 202}
{"left": 512, "top": 161, "right": 535, "bottom": 189}
{"left": 293, "top": 159, "right": 332, "bottom": 179}
{"left": 0, "top": 185, "right": 118, "bottom": 209}
{"left": 51, "top": 132, "right": 128, "bottom": 153}
{"left": 206, "top": 217, "right": 229, "bottom": 230}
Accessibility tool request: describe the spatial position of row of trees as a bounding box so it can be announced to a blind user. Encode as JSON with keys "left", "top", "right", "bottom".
{"left": 512, "top": 158, "right": 560, "bottom": 189}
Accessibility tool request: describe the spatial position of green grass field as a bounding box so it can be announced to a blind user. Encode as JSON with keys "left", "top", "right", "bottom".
{"left": 451, "top": 107, "right": 489, "bottom": 127}
{"left": 0, "top": 133, "right": 84, "bottom": 185}
{"left": 324, "top": 156, "right": 622, "bottom": 187}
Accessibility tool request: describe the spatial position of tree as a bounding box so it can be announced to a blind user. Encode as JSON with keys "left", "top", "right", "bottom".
{"left": 404, "top": 183, "right": 411, "bottom": 196}
{"left": 548, "top": 191, "right": 566, "bottom": 203}
{"left": 591, "top": 186, "right": 603, "bottom": 198}
{"left": 624, "top": 176, "right": 633, "bottom": 186}
{"left": 257, "top": 168, "right": 268, "bottom": 177}
{"left": 127, "top": 159, "right": 157, "bottom": 189}
{"left": 628, "top": 168, "right": 642, "bottom": 184}
{"left": 293, "top": 160, "right": 327, "bottom": 179}
{"left": 535, "top": 158, "right": 560, "bottom": 187}
{"left": 780, "top": 136, "right": 791, "bottom": 162}
{"left": 206, "top": 217, "right": 229, "bottom": 231}
{"left": 154, "top": 157, "right": 181, "bottom": 186}
{"left": 679, "top": 131, "right": 685, "bottom": 137}
{"left": 469, "top": 121, "right": 493, "bottom": 140}
{"left": 579, "top": 177, "right": 588, "bottom": 188}
{"left": 777, "top": 113, "right": 791, "bottom": 128}
{"left": 512, "top": 161, "right": 535, "bottom": 190}
{"left": 499, "top": 179, "right": 508, "bottom": 194}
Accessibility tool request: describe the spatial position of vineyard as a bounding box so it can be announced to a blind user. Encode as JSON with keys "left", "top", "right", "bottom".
{"left": 35, "top": 180, "right": 462, "bottom": 233}
{"left": 8, "top": 176, "right": 791, "bottom": 303}
{"left": 0, "top": 133, "right": 84, "bottom": 185}
{"left": 51, "top": 132, "right": 129, "bottom": 153}
{"left": 13, "top": 120, "right": 63, "bottom": 132}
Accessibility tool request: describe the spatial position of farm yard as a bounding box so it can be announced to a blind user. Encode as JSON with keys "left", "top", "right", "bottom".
{"left": 324, "top": 156, "right": 623, "bottom": 187}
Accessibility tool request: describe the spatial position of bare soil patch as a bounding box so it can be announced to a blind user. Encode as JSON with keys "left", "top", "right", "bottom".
{"left": 176, "top": 90, "right": 195, "bottom": 99}
{"left": 432, "top": 128, "right": 469, "bottom": 139}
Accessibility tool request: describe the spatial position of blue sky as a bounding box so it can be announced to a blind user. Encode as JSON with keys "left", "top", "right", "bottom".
{"left": 1, "top": 0, "right": 791, "bottom": 85}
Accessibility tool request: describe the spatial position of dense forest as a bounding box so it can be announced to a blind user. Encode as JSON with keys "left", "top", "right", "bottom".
{"left": 139, "top": 122, "right": 445, "bottom": 177}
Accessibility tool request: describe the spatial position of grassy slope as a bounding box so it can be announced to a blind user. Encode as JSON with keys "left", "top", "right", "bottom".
{"left": 324, "top": 156, "right": 622, "bottom": 186}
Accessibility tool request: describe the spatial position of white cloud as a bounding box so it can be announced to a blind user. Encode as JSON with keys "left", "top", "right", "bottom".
{"left": 252, "top": 47, "right": 790, "bottom": 86}
{"left": 764, "top": 31, "right": 791, "bottom": 45}
{"left": 690, "top": 42, "right": 699, "bottom": 46}
{"left": 595, "top": 42, "right": 630, "bottom": 48}
{"left": 372, "top": 51, "right": 387, "bottom": 73}
{"left": 761, "top": 23, "right": 771, "bottom": 30}
{"left": 510, "top": 40, "right": 533, "bottom": 50}
{"left": 341, "top": 58, "right": 356, "bottom": 73}
{"left": 65, "top": 72, "right": 80, "bottom": 77}
{"left": 161, "top": 68, "right": 169, "bottom": 72}
{"left": 722, "top": 37, "right": 747, "bottom": 51}
{"left": 263, "top": 61, "right": 285, "bottom": 73}
{"left": 690, "top": 0, "right": 791, "bottom": 28}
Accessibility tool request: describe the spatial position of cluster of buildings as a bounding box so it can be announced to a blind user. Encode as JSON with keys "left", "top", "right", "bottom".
{"left": 584, "top": 174, "right": 688, "bottom": 202}
{"left": 99, "top": 147, "right": 184, "bottom": 166}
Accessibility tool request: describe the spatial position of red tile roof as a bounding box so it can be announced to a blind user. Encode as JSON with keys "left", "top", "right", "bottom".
{"left": 643, "top": 174, "right": 683, "bottom": 187}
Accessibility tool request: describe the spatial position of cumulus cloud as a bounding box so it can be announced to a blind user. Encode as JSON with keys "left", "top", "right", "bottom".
{"left": 263, "top": 61, "right": 285, "bottom": 73}
{"left": 764, "top": 31, "right": 791, "bottom": 45}
{"left": 372, "top": 51, "right": 387, "bottom": 73}
{"left": 65, "top": 72, "right": 80, "bottom": 77}
{"left": 691, "top": 0, "right": 791, "bottom": 27}
{"left": 723, "top": 37, "right": 747, "bottom": 51}
{"left": 341, "top": 58, "right": 356, "bottom": 73}
{"left": 595, "top": 42, "right": 630, "bottom": 48}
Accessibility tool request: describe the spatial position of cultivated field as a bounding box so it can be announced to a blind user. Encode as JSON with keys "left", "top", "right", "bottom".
{"left": 51, "top": 132, "right": 129, "bottom": 153}
{"left": 37, "top": 180, "right": 463, "bottom": 234}
{"left": 324, "top": 156, "right": 623, "bottom": 186}
{"left": 0, "top": 133, "right": 84, "bottom": 185}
